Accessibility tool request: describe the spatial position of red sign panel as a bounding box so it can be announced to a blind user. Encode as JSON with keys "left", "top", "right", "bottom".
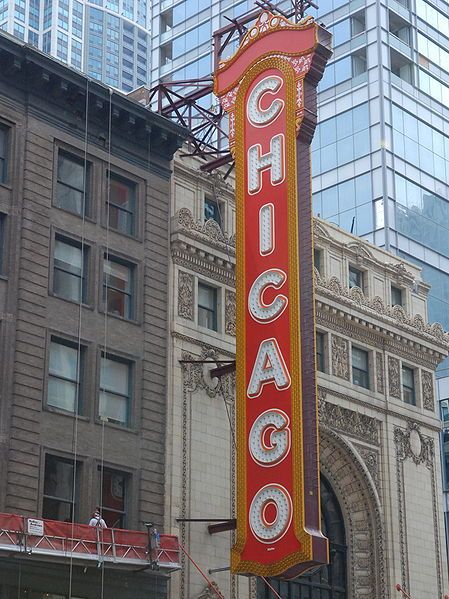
{"left": 214, "top": 13, "right": 332, "bottom": 578}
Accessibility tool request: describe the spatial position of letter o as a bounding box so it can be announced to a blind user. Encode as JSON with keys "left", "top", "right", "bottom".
{"left": 249, "top": 484, "right": 292, "bottom": 543}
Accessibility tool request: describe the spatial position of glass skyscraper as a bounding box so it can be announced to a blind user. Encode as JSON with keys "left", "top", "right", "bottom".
{"left": 0, "top": 0, "right": 150, "bottom": 91}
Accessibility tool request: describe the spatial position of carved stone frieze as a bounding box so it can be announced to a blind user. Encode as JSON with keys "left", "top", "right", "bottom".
{"left": 354, "top": 444, "right": 381, "bottom": 493}
{"left": 196, "top": 582, "right": 223, "bottom": 599}
{"left": 376, "top": 352, "right": 385, "bottom": 394}
{"left": 225, "top": 289, "right": 236, "bottom": 337}
{"left": 388, "top": 356, "right": 401, "bottom": 399}
{"left": 178, "top": 271, "right": 194, "bottom": 320}
{"left": 175, "top": 207, "right": 236, "bottom": 253}
{"left": 332, "top": 335, "right": 350, "bottom": 381}
{"left": 319, "top": 396, "right": 380, "bottom": 445}
{"left": 320, "top": 431, "right": 385, "bottom": 598}
{"left": 315, "top": 271, "right": 449, "bottom": 349}
{"left": 422, "top": 370, "right": 435, "bottom": 412}
{"left": 172, "top": 246, "right": 235, "bottom": 287}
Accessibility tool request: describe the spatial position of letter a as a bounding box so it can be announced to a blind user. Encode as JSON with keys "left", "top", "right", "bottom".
{"left": 247, "top": 338, "right": 291, "bottom": 398}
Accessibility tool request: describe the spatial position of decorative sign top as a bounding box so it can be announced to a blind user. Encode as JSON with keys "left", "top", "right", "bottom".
{"left": 214, "top": 12, "right": 332, "bottom": 579}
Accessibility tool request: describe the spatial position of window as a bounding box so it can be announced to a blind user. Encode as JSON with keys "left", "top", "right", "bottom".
{"left": 53, "top": 237, "right": 87, "bottom": 303}
{"left": 99, "top": 468, "right": 127, "bottom": 527}
{"left": 103, "top": 256, "right": 134, "bottom": 319}
{"left": 402, "top": 366, "right": 415, "bottom": 405}
{"left": 56, "top": 151, "right": 88, "bottom": 215}
{"left": 107, "top": 174, "right": 136, "bottom": 235}
{"left": 198, "top": 283, "right": 218, "bottom": 331}
{"left": 43, "top": 455, "right": 77, "bottom": 521}
{"left": 0, "top": 126, "right": 8, "bottom": 183}
{"left": 316, "top": 332, "right": 325, "bottom": 372}
{"left": 391, "top": 285, "right": 403, "bottom": 307}
{"left": 0, "top": 213, "right": 5, "bottom": 274}
{"left": 48, "top": 338, "right": 83, "bottom": 413}
{"left": 349, "top": 266, "right": 364, "bottom": 290}
{"left": 314, "top": 248, "right": 322, "bottom": 274}
{"left": 352, "top": 346, "right": 369, "bottom": 388}
{"left": 390, "top": 49, "right": 414, "bottom": 84}
{"left": 99, "top": 354, "right": 131, "bottom": 426}
{"left": 204, "top": 197, "right": 222, "bottom": 228}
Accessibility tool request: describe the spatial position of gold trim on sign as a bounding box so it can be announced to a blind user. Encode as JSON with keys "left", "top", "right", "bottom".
{"left": 230, "top": 54, "right": 314, "bottom": 577}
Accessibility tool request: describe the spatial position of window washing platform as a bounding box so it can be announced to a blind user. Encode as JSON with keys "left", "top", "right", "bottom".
{"left": 0, "top": 512, "right": 181, "bottom": 573}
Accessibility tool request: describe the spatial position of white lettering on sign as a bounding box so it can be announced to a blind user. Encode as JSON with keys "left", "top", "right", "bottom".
{"left": 248, "top": 269, "right": 287, "bottom": 323}
{"left": 259, "top": 203, "right": 274, "bottom": 255}
{"left": 27, "top": 518, "right": 44, "bottom": 536}
{"left": 247, "top": 338, "right": 291, "bottom": 398}
{"left": 248, "top": 134, "right": 284, "bottom": 194}
{"left": 249, "top": 409, "right": 291, "bottom": 466}
{"left": 249, "top": 484, "right": 292, "bottom": 543}
{"left": 247, "top": 76, "right": 284, "bottom": 127}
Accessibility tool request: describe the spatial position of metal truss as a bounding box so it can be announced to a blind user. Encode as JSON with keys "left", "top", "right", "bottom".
{"left": 140, "top": 0, "right": 319, "bottom": 174}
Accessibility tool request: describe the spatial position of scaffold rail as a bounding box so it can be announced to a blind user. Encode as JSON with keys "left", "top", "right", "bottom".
{"left": 0, "top": 512, "right": 180, "bottom": 573}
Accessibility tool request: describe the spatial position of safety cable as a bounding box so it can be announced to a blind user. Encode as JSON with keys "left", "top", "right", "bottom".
{"left": 99, "top": 87, "right": 113, "bottom": 599}
{"left": 68, "top": 77, "right": 90, "bottom": 599}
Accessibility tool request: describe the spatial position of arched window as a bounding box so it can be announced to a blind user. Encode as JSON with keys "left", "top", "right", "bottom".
{"left": 257, "top": 476, "right": 347, "bottom": 599}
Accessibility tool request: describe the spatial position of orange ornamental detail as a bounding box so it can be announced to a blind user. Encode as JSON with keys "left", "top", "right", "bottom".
{"left": 214, "top": 11, "right": 332, "bottom": 578}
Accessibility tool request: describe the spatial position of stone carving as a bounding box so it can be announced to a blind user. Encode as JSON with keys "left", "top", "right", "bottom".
{"left": 422, "top": 371, "right": 435, "bottom": 412}
{"left": 196, "top": 582, "right": 223, "bottom": 599}
{"left": 320, "top": 431, "right": 385, "bottom": 598}
{"left": 172, "top": 246, "right": 235, "bottom": 287}
{"left": 376, "top": 353, "right": 385, "bottom": 394}
{"left": 394, "top": 422, "right": 442, "bottom": 597}
{"left": 315, "top": 271, "right": 449, "bottom": 348}
{"left": 319, "top": 395, "right": 380, "bottom": 445}
{"left": 388, "top": 357, "right": 401, "bottom": 399}
{"left": 331, "top": 335, "right": 350, "bottom": 380}
{"left": 178, "top": 271, "right": 194, "bottom": 320}
{"left": 356, "top": 445, "right": 381, "bottom": 492}
{"left": 225, "top": 289, "right": 236, "bottom": 336}
{"left": 176, "top": 207, "right": 236, "bottom": 252}
{"left": 346, "top": 240, "right": 376, "bottom": 265}
{"left": 395, "top": 421, "right": 433, "bottom": 467}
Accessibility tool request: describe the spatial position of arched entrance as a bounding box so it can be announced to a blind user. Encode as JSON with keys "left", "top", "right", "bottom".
{"left": 257, "top": 476, "right": 347, "bottom": 598}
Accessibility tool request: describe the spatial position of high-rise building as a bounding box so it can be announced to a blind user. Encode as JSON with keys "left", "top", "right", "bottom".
{"left": 0, "top": 0, "right": 151, "bottom": 91}
{"left": 0, "top": 31, "right": 187, "bottom": 597}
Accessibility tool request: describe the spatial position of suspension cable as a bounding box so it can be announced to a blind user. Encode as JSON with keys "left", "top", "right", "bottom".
{"left": 99, "top": 87, "right": 113, "bottom": 599}
{"left": 68, "top": 77, "right": 90, "bottom": 599}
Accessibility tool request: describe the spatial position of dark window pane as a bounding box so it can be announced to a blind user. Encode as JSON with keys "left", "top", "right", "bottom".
{"left": 108, "top": 175, "right": 135, "bottom": 235}
{"left": 43, "top": 455, "right": 77, "bottom": 522}
{"left": 56, "top": 152, "right": 87, "bottom": 215}
{"left": 53, "top": 238, "right": 86, "bottom": 302}
{"left": 48, "top": 340, "right": 82, "bottom": 413}
{"left": 349, "top": 266, "right": 363, "bottom": 289}
{"left": 99, "top": 355, "right": 130, "bottom": 426}
{"left": 204, "top": 197, "right": 222, "bottom": 227}
{"left": 198, "top": 283, "right": 217, "bottom": 331}
{"left": 100, "top": 469, "right": 126, "bottom": 528}
{"left": 0, "top": 127, "right": 8, "bottom": 183}
{"left": 103, "top": 258, "right": 133, "bottom": 319}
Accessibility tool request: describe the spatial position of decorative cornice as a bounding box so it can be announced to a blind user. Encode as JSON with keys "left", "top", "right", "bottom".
{"left": 316, "top": 271, "right": 449, "bottom": 352}
{"left": 172, "top": 330, "right": 235, "bottom": 358}
{"left": 173, "top": 207, "right": 236, "bottom": 254}
{"left": 172, "top": 245, "right": 235, "bottom": 287}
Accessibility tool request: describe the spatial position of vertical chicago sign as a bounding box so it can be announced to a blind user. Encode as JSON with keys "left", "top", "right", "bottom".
{"left": 214, "top": 13, "right": 332, "bottom": 578}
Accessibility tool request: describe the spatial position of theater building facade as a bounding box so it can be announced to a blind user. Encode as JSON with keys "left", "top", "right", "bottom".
{"left": 166, "top": 153, "right": 449, "bottom": 599}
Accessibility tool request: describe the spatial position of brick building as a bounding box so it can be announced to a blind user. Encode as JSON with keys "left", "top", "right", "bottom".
{"left": 0, "top": 32, "right": 186, "bottom": 598}
{"left": 167, "top": 153, "right": 449, "bottom": 599}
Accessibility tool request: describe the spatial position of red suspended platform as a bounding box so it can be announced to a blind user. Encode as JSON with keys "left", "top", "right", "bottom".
{"left": 0, "top": 512, "right": 180, "bottom": 573}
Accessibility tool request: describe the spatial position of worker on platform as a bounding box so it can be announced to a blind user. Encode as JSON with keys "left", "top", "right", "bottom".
{"left": 89, "top": 508, "right": 107, "bottom": 528}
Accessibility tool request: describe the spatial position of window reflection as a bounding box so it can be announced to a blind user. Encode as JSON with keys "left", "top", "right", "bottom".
{"left": 313, "top": 173, "right": 373, "bottom": 236}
